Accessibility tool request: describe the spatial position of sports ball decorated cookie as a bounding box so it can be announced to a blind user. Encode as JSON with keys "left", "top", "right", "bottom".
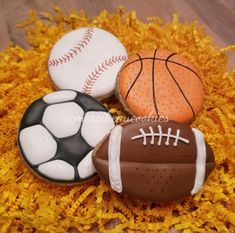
{"left": 116, "top": 49, "right": 204, "bottom": 123}
{"left": 18, "top": 90, "right": 115, "bottom": 184}
{"left": 48, "top": 27, "right": 128, "bottom": 99}
{"left": 92, "top": 120, "right": 215, "bottom": 202}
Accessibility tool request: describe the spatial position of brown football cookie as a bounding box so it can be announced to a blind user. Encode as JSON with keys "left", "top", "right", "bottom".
{"left": 116, "top": 49, "right": 204, "bottom": 123}
{"left": 92, "top": 120, "right": 215, "bottom": 202}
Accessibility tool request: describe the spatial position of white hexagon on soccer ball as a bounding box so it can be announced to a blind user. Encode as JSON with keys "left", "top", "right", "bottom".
{"left": 81, "top": 111, "right": 115, "bottom": 147}
{"left": 19, "top": 124, "right": 57, "bottom": 165}
{"left": 42, "top": 102, "right": 84, "bottom": 138}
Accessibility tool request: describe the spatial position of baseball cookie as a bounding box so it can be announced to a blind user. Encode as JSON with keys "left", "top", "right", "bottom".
{"left": 18, "top": 90, "right": 115, "bottom": 184}
{"left": 48, "top": 27, "right": 128, "bottom": 99}
{"left": 92, "top": 120, "right": 215, "bottom": 202}
{"left": 116, "top": 49, "right": 204, "bottom": 123}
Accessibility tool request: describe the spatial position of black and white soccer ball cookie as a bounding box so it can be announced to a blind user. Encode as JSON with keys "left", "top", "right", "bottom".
{"left": 18, "top": 90, "right": 115, "bottom": 184}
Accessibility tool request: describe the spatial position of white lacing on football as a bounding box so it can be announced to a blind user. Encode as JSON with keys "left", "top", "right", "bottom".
{"left": 131, "top": 125, "right": 190, "bottom": 146}
{"left": 108, "top": 125, "right": 123, "bottom": 193}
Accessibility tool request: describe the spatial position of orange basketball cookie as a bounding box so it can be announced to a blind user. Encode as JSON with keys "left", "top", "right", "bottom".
{"left": 116, "top": 49, "right": 204, "bottom": 123}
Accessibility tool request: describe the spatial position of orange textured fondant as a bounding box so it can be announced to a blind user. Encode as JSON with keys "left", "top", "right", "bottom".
{"left": 117, "top": 49, "right": 204, "bottom": 123}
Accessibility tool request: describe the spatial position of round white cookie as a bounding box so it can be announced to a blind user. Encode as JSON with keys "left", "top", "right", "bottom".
{"left": 48, "top": 27, "right": 128, "bottom": 99}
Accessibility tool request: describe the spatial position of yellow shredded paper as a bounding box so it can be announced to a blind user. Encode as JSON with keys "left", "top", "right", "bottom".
{"left": 0, "top": 6, "right": 235, "bottom": 233}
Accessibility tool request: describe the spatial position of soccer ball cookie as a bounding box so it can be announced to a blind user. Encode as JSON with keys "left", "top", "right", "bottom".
{"left": 92, "top": 120, "right": 215, "bottom": 202}
{"left": 116, "top": 49, "right": 204, "bottom": 123}
{"left": 48, "top": 27, "right": 128, "bottom": 99}
{"left": 18, "top": 90, "right": 115, "bottom": 184}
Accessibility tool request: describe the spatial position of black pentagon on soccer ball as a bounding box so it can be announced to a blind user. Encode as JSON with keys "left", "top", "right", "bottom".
{"left": 50, "top": 132, "right": 93, "bottom": 181}
{"left": 19, "top": 98, "right": 48, "bottom": 130}
{"left": 74, "top": 92, "right": 108, "bottom": 112}
{"left": 33, "top": 132, "right": 94, "bottom": 183}
{"left": 55, "top": 133, "right": 92, "bottom": 166}
{"left": 18, "top": 90, "right": 114, "bottom": 184}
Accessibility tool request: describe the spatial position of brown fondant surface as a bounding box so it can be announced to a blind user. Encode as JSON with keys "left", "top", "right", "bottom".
{"left": 92, "top": 158, "right": 215, "bottom": 202}
{"left": 92, "top": 120, "right": 215, "bottom": 202}
{"left": 94, "top": 121, "right": 214, "bottom": 163}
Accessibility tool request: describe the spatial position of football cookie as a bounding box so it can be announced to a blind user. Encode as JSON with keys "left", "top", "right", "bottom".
{"left": 116, "top": 49, "right": 204, "bottom": 123}
{"left": 48, "top": 27, "right": 128, "bottom": 99}
{"left": 18, "top": 90, "right": 115, "bottom": 184}
{"left": 92, "top": 120, "right": 215, "bottom": 202}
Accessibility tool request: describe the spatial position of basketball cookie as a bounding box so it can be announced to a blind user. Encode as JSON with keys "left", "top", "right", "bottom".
{"left": 116, "top": 49, "right": 204, "bottom": 123}
{"left": 48, "top": 27, "right": 128, "bottom": 100}
{"left": 92, "top": 120, "right": 215, "bottom": 202}
{"left": 18, "top": 90, "right": 115, "bottom": 184}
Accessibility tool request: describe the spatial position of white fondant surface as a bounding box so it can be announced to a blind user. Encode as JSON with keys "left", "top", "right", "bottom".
{"left": 19, "top": 125, "right": 57, "bottom": 165}
{"left": 48, "top": 27, "right": 128, "bottom": 98}
{"left": 191, "top": 128, "right": 207, "bottom": 195}
{"left": 108, "top": 125, "right": 123, "bottom": 193}
{"left": 42, "top": 102, "right": 84, "bottom": 138}
{"left": 43, "top": 90, "right": 76, "bottom": 104}
{"left": 38, "top": 160, "right": 75, "bottom": 180}
{"left": 77, "top": 150, "right": 96, "bottom": 179}
{"left": 81, "top": 111, "right": 115, "bottom": 147}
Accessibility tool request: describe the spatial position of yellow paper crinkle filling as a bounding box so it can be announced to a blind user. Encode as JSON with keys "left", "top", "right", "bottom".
{"left": 0, "top": 6, "right": 235, "bottom": 233}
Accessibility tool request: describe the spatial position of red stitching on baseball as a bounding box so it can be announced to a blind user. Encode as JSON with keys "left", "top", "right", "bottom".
{"left": 48, "top": 28, "right": 94, "bottom": 67}
{"left": 82, "top": 55, "right": 127, "bottom": 94}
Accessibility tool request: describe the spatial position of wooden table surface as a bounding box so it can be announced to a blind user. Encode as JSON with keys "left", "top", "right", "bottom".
{"left": 0, "top": 0, "right": 234, "bottom": 69}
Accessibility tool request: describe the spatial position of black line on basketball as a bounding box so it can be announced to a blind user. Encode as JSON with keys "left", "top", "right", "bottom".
{"left": 152, "top": 49, "right": 159, "bottom": 115}
{"left": 166, "top": 58, "right": 201, "bottom": 82}
{"left": 165, "top": 53, "right": 196, "bottom": 119}
{"left": 124, "top": 54, "right": 143, "bottom": 100}
{"left": 121, "top": 56, "right": 201, "bottom": 82}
